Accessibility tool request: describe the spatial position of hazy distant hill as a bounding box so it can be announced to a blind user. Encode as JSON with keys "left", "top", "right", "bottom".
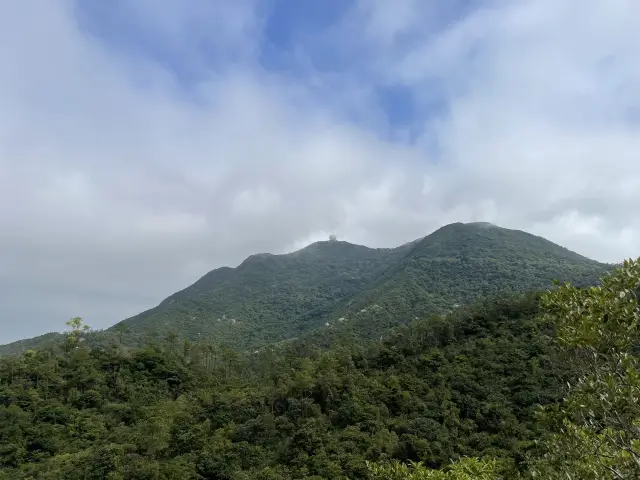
{"left": 0, "top": 222, "right": 611, "bottom": 355}
{"left": 0, "top": 332, "right": 65, "bottom": 357}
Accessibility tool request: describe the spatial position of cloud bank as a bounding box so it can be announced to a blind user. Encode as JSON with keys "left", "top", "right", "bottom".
{"left": 1, "top": 0, "right": 639, "bottom": 341}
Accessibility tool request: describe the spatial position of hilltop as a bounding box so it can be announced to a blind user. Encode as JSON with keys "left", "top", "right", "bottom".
{"left": 317, "top": 222, "right": 609, "bottom": 339}
{"left": 110, "top": 239, "right": 415, "bottom": 350}
{"left": 0, "top": 222, "right": 611, "bottom": 355}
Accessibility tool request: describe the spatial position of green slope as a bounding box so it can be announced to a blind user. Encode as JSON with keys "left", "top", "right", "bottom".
{"left": 0, "top": 290, "right": 577, "bottom": 478}
{"left": 107, "top": 240, "right": 414, "bottom": 350}
{"left": 0, "top": 222, "right": 611, "bottom": 356}
{"left": 0, "top": 332, "right": 65, "bottom": 357}
{"left": 312, "top": 222, "right": 611, "bottom": 339}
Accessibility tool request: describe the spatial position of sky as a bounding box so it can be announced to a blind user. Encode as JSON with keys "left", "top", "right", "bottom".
{"left": 1, "top": 0, "right": 640, "bottom": 343}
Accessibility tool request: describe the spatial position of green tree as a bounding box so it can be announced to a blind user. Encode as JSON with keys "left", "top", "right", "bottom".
{"left": 530, "top": 258, "right": 640, "bottom": 479}
{"left": 64, "top": 316, "right": 90, "bottom": 351}
{"left": 113, "top": 323, "right": 130, "bottom": 346}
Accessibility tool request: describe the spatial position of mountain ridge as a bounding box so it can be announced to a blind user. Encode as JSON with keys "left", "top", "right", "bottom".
{"left": 0, "top": 222, "right": 611, "bottom": 356}
{"left": 315, "top": 222, "right": 609, "bottom": 338}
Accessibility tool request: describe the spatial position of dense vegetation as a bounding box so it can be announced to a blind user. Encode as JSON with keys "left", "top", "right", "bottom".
{"left": 321, "top": 222, "right": 610, "bottom": 340}
{"left": 0, "top": 223, "right": 610, "bottom": 356}
{"left": 1, "top": 290, "right": 558, "bottom": 478}
{"left": 1, "top": 255, "right": 638, "bottom": 478}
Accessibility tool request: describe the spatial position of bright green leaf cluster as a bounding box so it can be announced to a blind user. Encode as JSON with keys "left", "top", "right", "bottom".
{"left": 531, "top": 258, "right": 640, "bottom": 479}
{"left": 366, "top": 457, "right": 500, "bottom": 479}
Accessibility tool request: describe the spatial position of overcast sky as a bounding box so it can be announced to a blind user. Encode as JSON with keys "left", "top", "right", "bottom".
{"left": 1, "top": 0, "right": 639, "bottom": 343}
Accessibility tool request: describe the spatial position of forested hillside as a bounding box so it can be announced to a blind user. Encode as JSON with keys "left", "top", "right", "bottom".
{"left": 320, "top": 222, "right": 610, "bottom": 339}
{"left": 0, "top": 291, "right": 557, "bottom": 478}
{"left": 0, "top": 223, "right": 610, "bottom": 357}
{"left": 1, "top": 259, "right": 638, "bottom": 478}
{"left": 112, "top": 240, "right": 414, "bottom": 350}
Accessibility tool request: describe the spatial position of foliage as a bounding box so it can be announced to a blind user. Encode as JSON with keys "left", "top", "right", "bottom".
{"left": 325, "top": 223, "right": 609, "bottom": 340}
{"left": 2, "top": 225, "right": 632, "bottom": 479}
{"left": 528, "top": 258, "right": 640, "bottom": 479}
{"left": 366, "top": 457, "right": 500, "bottom": 479}
{"left": 0, "top": 292, "right": 569, "bottom": 478}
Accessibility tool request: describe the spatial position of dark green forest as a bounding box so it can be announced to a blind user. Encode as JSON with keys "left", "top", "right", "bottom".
{"left": 0, "top": 224, "right": 636, "bottom": 478}
{"left": 2, "top": 258, "right": 639, "bottom": 478}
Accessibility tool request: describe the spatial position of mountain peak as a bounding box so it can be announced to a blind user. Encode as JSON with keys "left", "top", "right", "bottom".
{"left": 465, "top": 221, "right": 497, "bottom": 228}
{"left": 291, "top": 239, "right": 371, "bottom": 258}
{"left": 0, "top": 221, "right": 611, "bottom": 356}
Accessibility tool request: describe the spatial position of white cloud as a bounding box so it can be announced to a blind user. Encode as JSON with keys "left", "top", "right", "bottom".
{"left": 1, "top": 0, "right": 639, "bottom": 342}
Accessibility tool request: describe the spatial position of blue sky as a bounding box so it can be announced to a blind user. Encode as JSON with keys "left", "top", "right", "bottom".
{"left": 1, "top": 0, "right": 640, "bottom": 342}
{"left": 73, "top": 0, "right": 461, "bottom": 142}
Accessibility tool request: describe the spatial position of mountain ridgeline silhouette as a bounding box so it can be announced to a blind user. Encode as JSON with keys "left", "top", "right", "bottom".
{"left": 0, "top": 222, "right": 610, "bottom": 355}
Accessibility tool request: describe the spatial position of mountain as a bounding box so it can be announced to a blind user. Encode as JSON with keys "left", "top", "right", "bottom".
{"left": 110, "top": 240, "right": 415, "bottom": 350}
{"left": 0, "top": 332, "right": 65, "bottom": 357}
{"left": 317, "top": 222, "right": 610, "bottom": 338}
{"left": 0, "top": 222, "right": 611, "bottom": 356}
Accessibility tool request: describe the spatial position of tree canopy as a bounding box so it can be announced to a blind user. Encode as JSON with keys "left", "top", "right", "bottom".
{"left": 0, "top": 256, "right": 636, "bottom": 478}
